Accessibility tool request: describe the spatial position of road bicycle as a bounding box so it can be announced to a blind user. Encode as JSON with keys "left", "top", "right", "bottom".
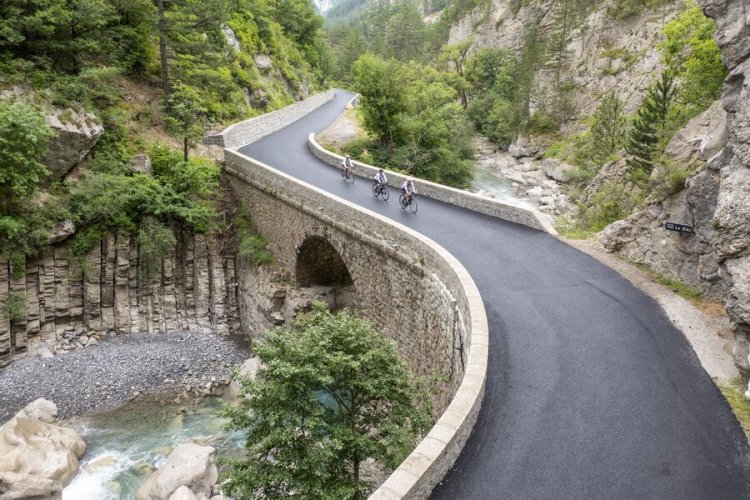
{"left": 341, "top": 167, "right": 355, "bottom": 183}
{"left": 399, "top": 193, "right": 418, "bottom": 214}
{"left": 372, "top": 181, "right": 390, "bottom": 201}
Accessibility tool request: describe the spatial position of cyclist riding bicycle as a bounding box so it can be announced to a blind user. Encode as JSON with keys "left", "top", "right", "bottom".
{"left": 401, "top": 178, "right": 416, "bottom": 202}
{"left": 342, "top": 154, "right": 353, "bottom": 178}
{"left": 373, "top": 168, "right": 388, "bottom": 188}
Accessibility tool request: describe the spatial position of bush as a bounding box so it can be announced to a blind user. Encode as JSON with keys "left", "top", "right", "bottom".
{"left": 574, "top": 181, "right": 645, "bottom": 232}
{"left": 234, "top": 209, "right": 274, "bottom": 268}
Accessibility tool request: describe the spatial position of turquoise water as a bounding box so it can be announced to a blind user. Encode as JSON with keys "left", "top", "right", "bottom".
{"left": 471, "top": 161, "right": 532, "bottom": 208}
{"left": 63, "top": 397, "right": 244, "bottom": 499}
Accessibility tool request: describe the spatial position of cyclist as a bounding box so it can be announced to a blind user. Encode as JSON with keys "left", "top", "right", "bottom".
{"left": 341, "top": 154, "right": 353, "bottom": 179}
{"left": 401, "top": 178, "right": 416, "bottom": 203}
{"left": 373, "top": 168, "right": 388, "bottom": 189}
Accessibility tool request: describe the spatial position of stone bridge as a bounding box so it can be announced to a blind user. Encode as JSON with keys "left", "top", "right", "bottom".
{"left": 214, "top": 89, "right": 750, "bottom": 499}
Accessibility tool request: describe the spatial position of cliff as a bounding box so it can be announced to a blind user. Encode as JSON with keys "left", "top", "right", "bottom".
{"left": 0, "top": 230, "right": 239, "bottom": 368}
{"left": 600, "top": 0, "right": 750, "bottom": 372}
{"left": 448, "top": 0, "right": 680, "bottom": 119}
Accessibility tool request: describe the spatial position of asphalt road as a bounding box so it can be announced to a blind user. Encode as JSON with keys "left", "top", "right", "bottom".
{"left": 239, "top": 91, "right": 750, "bottom": 499}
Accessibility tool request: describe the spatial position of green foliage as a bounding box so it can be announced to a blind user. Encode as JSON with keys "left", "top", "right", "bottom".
{"left": 632, "top": 261, "right": 703, "bottom": 300}
{"left": 352, "top": 55, "right": 475, "bottom": 188}
{"left": 607, "top": 0, "right": 673, "bottom": 20}
{"left": 590, "top": 91, "right": 626, "bottom": 161}
{"left": 164, "top": 82, "right": 208, "bottom": 161}
{"left": 574, "top": 181, "right": 645, "bottom": 232}
{"left": 660, "top": 2, "right": 726, "bottom": 121}
{"left": 223, "top": 303, "right": 431, "bottom": 498}
{"left": 649, "top": 158, "right": 695, "bottom": 197}
{"left": 234, "top": 209, "right": 274, "bottom": 268}
{"left": 137, "top": 217, "right": 176, "bottom": 282}
{"left": 3, "top": 292, "right": 26, "bottom": 323}
{"left": 0, "top": 99, "right": 54, "bottom": 215}
{"left": 719, "top": 378, "right": 750, "bottom": 441}
{"left": 626, "top": 71, "right": 677, "bottom": 178}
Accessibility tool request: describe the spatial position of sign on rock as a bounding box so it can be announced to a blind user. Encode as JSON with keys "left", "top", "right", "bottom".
{"left": 665, "top": 222, "right": 694, "bottom": 234}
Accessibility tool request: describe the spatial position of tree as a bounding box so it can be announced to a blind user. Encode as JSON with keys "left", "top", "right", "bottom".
{"left": 353, "top": 54, "right": 407, "bottom": 149}
{"left": 0, "top": 100, "right": 54, "bottom": 215}
{"left": 590, "top": 90, "right": 626, "bottom": 160}
{"left": 626, "top": 71, "right": 677, "bottom": 177}
{"left": 224, "top": 303, "right": 431, "bottom": 499}
{"left": 439, "top": 39, "right": 473, "bottom": 108}
{"left": 164, "top": 82, "right": 208, "bottom": 161}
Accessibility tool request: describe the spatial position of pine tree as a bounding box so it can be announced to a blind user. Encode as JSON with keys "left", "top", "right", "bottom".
{"left": 626, "top": 71, "right": 677, "bottom": 176}
{"left": 590, "top": 90, "right": 626, "bottom": 160}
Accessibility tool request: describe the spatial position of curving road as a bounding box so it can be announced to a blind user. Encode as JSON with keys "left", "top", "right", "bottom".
{"left": 239, "top": 91, "right": 750, "bottom": 499}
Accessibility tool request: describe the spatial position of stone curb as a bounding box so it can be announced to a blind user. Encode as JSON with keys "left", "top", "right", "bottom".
{"left": 308, "top": 120, "right": 556, "bottom": 235}
{"left": 224, "top": 149, "right": 489, "bottom": 500}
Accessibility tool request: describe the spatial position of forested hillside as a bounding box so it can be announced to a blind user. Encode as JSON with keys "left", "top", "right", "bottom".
{"left": 0, "top": 0, "right": 330, "bottom": 271}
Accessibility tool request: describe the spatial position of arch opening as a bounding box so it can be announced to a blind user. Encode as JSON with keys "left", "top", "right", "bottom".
{"left": 295, "top": 236, "right": 357, "bottom": 310}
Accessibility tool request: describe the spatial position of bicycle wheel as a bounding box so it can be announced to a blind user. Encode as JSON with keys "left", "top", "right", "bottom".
{"left": 409, "top": 197, "right": 418, "bottom": 214}
{"left": 372, "top": 183, "right": 379, "bottom": 198}
{"left": 381, "top": 186, "right": 390, "bottom": 201}
{"left": 399, "top": 194, "right": 408, "bottom": 209}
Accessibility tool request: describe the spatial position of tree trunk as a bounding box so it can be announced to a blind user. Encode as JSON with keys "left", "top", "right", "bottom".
{"left": 183, "top": 136, "right": 189, "bottom": 162}
{"left": 157, "top": 0, "right": 171, "bottom": 96}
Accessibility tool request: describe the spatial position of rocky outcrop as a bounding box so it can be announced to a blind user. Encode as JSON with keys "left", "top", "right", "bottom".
{"left": 600, "top": 0, "right": 750, "bottom": 371}
{"left": 135, "top": 443, "right": 218, "bottom": 500}
{"left": 0, "top": 399, "right": 85, "bottom": 498}
{"left": 0, "top": 230, "right": 240, "bottom": 368}
{"left": 44, "top": 107, "right": 104, "bottom": 181}
{"left": 449, "top": 0, "right": 681, "bottom": 118}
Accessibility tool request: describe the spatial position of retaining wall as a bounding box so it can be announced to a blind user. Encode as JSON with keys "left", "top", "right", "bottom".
{"left": 309, "top": 134, "right": 556, "bottom": 234}
{"left": 205, "top": 91, "right": 335, "bottom": 149}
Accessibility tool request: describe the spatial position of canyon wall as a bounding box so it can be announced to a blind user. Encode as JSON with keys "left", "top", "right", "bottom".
{"left": 0, "top": 230, "right": 239, "bottom": 368}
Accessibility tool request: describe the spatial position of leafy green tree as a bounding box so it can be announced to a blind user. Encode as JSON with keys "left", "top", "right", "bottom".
{"left": 0, "top": 100, "right": 54, "bottom": 215}
{"left": 626, "top": 71, "right": 677, "bottom": 177}
{"left": 165, "top": 82, "right": 208, "bottom": 161}
{"left": 223, "top": 303, "right": 431, "bottom": 499}
{"left": 590, "top": 90, "right": 626, "bottom": 160}
{"left": 353, "top": 54, "right": 407, "bottom": 149}
{"left": 439, "top": 39, "right": 473, "bottom": 108}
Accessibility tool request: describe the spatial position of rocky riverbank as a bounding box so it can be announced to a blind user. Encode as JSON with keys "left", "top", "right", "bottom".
{"left": 0, "top": 331, "right": 249, "bottom": 422}
{"left": 473, "top": 137, "right": 573, "bottom": 216}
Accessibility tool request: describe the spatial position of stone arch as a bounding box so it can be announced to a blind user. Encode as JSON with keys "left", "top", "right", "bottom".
{"left": 295, "top": 235, "right": 357, "bottom": 310}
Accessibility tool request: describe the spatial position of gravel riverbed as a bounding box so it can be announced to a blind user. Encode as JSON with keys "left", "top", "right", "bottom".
{"left": 0, "top": 331, "right": 250, "bottom": 421}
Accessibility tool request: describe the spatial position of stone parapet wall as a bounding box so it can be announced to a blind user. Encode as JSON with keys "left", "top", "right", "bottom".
{"left": 0, "top": 231, "right": 239, "bottom": 368}
{"left": 205, "top": 91, "right": 335, "bottom": 149}
{"left": 224, "top": 150, "right": 488, "bottom": 499}
{"left": 309, "top": 134, "right": 556, "bottom": 234}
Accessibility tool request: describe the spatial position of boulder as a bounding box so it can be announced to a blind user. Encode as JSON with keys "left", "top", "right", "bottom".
{"left": 541, "top": 158, "right": 577, "bottom": 182}
{"left": 44, "top": 107, "right": 104, "bottom": 181}
{"left": 130, "top": 154, "right": 153, "bottom": 176}
{"left": 168, "top": 486, "right": 198, "bottom": 500}
{"left": 222, "top": 25, "right": 241, "bottom": 52}
{"left": 15, "top": 399, "right": 57, "bottom": 424}
{"left": 48, "top": 220, "right": 76, "bottom": 245}
{"left": 254, "top": 54, "right": 273, "bottom": 71}
{"left": 0, "top": 471, "right": 62, "bottom": 499}
{"left": 225, "top": 357, "right": 262, "bottom": 404}
{"left": 249, "top": 88, "right": 269, "bottom": 109}
{"left": 581, "top": 159, "right": 632, "bottom": 203}
{"left": 0, "top": 400, "right": 86, "bottom": 488}
{"left": 135, "top": 444, "right": 218, "bottom": 500}
{"left": 664, "top": 100, "right": 727, "bottom": 165}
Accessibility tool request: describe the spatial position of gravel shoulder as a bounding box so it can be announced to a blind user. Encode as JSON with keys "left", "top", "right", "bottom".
{"left": 0, "top": 331, "right": 249, "bottom": 422}
{"left": 567, "top": 238, "right": 738, "bottom": 383}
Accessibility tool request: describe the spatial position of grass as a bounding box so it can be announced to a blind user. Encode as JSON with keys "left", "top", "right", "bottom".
{"left": 720, "top": 378, "right": 750, "bottom": 441}
{"left": 631, "top": 262, "right": 703, "bottom": 300}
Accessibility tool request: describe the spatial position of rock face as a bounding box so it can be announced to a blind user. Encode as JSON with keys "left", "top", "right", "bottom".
{"left": 449, "top": 0, "right": 680, "bottom": 118}
{"left": 0, "top": 399, "right": 85, "bottom": 498}
{"left": 135, "top": 443, "right": 218, "bottom": 500}
{"left": 601, "top": 0, "right": 750, "bottom": 371}
{"left": 44, "top": 107, "right": 104, "bottom": 181}
{"left": 0, "top": 229, "right": 240, "bottom": 368}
